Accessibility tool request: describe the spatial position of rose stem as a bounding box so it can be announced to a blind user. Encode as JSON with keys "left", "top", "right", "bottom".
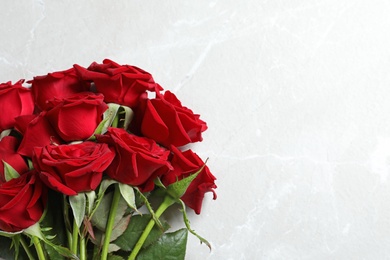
{"left": 71, "top": 220, "right": 79, "bottom": 256}
{"left": 128, "top": 195, "right": 176, "bottom": 260}
{"left": 79, "top": 234, "right": 86, "bottom": 260}
{"left": 101, "top": 184, "right": 121, "bottom": 260}
{"left": 20, "top": 235, "right": 35, "bottom": 260}
{"left": 63, "top": 195, "right": 72, "bottom": 249}
{"left": 32, "top": 236, "right": 45, "bottom": 260}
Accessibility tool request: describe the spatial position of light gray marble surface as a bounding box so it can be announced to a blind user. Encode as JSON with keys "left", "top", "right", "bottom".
{"left": 2, "top": 1, "right": 390, "bottom": 259}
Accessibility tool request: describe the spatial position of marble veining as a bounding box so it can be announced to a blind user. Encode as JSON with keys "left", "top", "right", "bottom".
{"left": 2, "top": 0, "right": 390, "bottom": 259}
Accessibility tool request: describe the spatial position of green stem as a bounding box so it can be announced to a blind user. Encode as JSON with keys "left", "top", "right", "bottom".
{"left": 32, "top": 236, "right": 45, "bottom": 260}
{"left": 80, "top": 235, "right": 86, "bottom": 260}
{"left": 128, "top": 195, "right": 176, "bottom": 260}
{"left": 63, "top": 195, "right": 72, "bottom": 249}
{"left": 101, "top": 184, "right": 121, "bottom": 260}
{"left": 20, "top": 236, "right": 35, "bottom": 260}
{"left": 71, "top": 220, "right": 79, "bottom": 256}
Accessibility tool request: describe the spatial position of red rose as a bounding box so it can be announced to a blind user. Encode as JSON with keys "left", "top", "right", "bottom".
{"left": 74, "top": 59, "right": 162, "bottom": 107}
{"left": 30, "top": 68, "right": 89, "bottom": 111}
{"left": 33, "top": 142, "right": 115, "bottom": 196}
{"left": 139, "top": 91, "right": 207, "bottom": 147}
{"left": 45, "top": 92, "right": 107, "bottom": 142}
{"left": 17, "top": 112, "right": 63, "bottom": 158}
{"left": 96, "top": 127, "right": 171, "bottom": 190}
{"left": 0, "top": 80, "right": 34, "bottom": 132}
{"left": 162, "top": 146, "right": 216, "bottom": 214}
{"left": 0, "top": 171, "right": 46, "bottom": 232}
{"left": 0, "top": 136, "right": 29, "bottom": 183}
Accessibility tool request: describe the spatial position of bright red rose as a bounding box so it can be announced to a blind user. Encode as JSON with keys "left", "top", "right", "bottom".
{"left": 161, "top": 146, "right": 216, "bottom": 214}
{"left": 33, "top": 142, "right": 115, "bottom": 196}
{"left": 45, "top": 92, "right": 107, "bottom": 142}
{"left": 0, "top": 136, "right": 29, "bottom": 183}
{"left": 74, "top": 59, "right": 162, "bottom": 107}
{"left": 0, "top": 80, "right": 34, "bottom": 132}
{"left": 0, "top": 171, "right": 46, "bottom": 232}
{"left": 139, "top": 91, "right": 207, "bottom": 147}
{"left": 30, "top": 68, "right": 89, "bottom": 111}
{"left": 17, "top": 112, "right": 63, "bottom": 158}
{"left": 96, "top": 127, "right": 171, "bottom": 190}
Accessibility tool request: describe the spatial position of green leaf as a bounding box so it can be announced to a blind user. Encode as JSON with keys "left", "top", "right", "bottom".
{"left": 24, "top": 223, "right": 77, "bottom": 259}
{"left": 108, "top": 254, "right": 125, "bottom": 260}
{"left": 114, "top": 214, "right": 170, "bottom": 251}
{"left": 93, "top": 214, "right": 132, "bottom": 248}
{"left": 110, "top": 215, "right": 131, "bottom": 243}
{"left": 94, "top": 103, "right": 121, "bottom": 135}
{"left": 91, "top": 191, "right": 128, "bottom": 231}
{"left": 85, "top": 190, "right": 96, "bottom": 215}
{"left": 3, "top": 161, "right": 20, "bottom": 181}
{"left": 89, "top": 178, "right": 117, "bottom": 219}
{"left": 166, "top": 165, "right": 205, "bottom": 200}
{"left": 0, "top": 235, "right": 29, "bottom": 260}
{"left": 137, "top": 228, "right": 188, "bottom": 260}
{"left": 39, "top": 191, "right": 67, "bottom": 260}
{"left": 118, "top": 183, "right": 137, "bottom": 212}
{"left": 42, "top": 240, "right": 78, "bottom": 260}
{"left": 69, "top": 193, "right": 86, "bottom": 228}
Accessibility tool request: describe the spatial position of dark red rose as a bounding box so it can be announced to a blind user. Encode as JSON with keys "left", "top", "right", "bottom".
{"left": 17, "top": 112, "right": 63, "bottom": 158}
{"left": 33, "top": 141, "right": 115, "bottom": 196}
{"left": 161, "top": 146, "right": 216, "bottom": 214}
{"left": 45, "top": 92, "right": 107, "bottom": 142}
{"left": 0, "top": 170, "right": 46, "bottom": 232}
{"left": 0, "top": 136, "right": 29, "bottom": 183}
{"left": 30, "top": 68, "right": 89, "bottom": 111}
{"left": 139, "top": 91, "right": 207, "bottom": 147}
{"left": 74, "top": 59, "right": 162, "bottom": 107}
{"left": 0, "top": 80, "right": 34, "bottom": 132}
{"left": 96, "top": 127, "right": 171, "bottom": 190}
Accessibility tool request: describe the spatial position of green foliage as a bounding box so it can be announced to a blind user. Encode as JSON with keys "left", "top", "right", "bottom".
{"left": 91, "top": 191, "right": 128, "bottom": 231}
{"left": 40, "top": 191, "right": 67, "bottom": 260}
{"left": 114, "top": 214, "right": 170, "bottom": 251}
{"left": 3, "top": 161, "right": 20, "bottom": 181}
{"left": 166, "top": 165, "right": 204, "bottom": 200}
{"left": 137, "top": 229, "right": 188, "bottom": 260}
{"left": 118, "top": 183, "right": 137, "bottom": 213}
{"left": 69, "top": 193, "right": 86, "bottom": 229}
{"left": 0, "top": 235, "right": 29, "bottom": 260}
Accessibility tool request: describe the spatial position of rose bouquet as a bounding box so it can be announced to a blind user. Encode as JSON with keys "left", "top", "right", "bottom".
{"left": 0, "top": 59, "right": 217, "bottom": 260}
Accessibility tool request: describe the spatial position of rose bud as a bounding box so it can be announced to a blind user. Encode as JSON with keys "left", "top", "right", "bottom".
{"left": 0, "top": 170, "right": 47, "bottom": 232}
{"left": 74, "top": 59, "right": 162, "bottom": 107}
{"left": 161, "top": 146, "right": 216, "bottom": 214}
{"left": 33, "top": 142, "right": 115, "bottom": 196}
{"left": 0, "top": 80, "right": 34, "bottom": 132}
{"left": 96, "top": 127, "right": 171, "bottom": 191}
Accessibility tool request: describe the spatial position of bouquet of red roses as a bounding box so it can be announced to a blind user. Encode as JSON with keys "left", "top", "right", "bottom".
{"left": 0, "top": 59, "right": 217, "bottom": 260}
